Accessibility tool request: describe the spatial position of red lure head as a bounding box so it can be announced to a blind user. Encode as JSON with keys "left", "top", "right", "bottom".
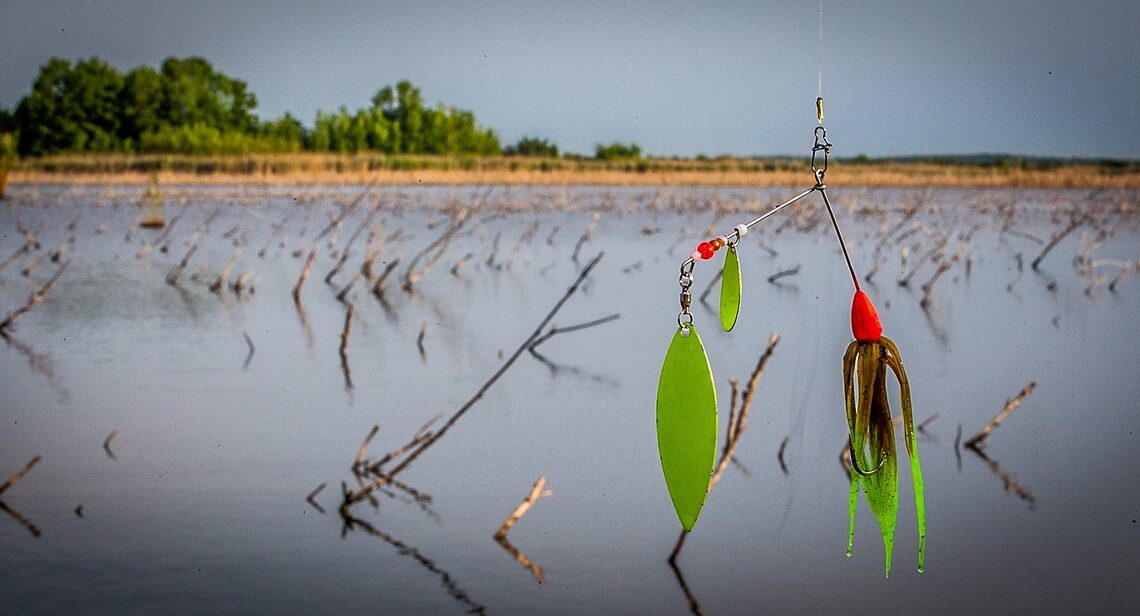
{"left": 851, "top": 289, "right": 883, "bottom": 342}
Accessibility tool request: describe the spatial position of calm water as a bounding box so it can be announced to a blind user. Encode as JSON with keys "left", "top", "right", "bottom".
{"left": 1, "top": 184, "right": 1137, "bottom": 614}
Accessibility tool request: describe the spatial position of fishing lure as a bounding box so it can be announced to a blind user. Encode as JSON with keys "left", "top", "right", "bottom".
{"left": 844, "top": 289, "right": 926, "bottom": 576}
{"left": 655, "top": 100, "right": 926, "bottom": 576}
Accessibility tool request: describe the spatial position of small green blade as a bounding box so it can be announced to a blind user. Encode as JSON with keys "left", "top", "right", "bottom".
{"left": 720, "top": 246, "right": 742, "bottom": 332}
{"left": 656, "top": 325, "right": 718, "bottom": 531}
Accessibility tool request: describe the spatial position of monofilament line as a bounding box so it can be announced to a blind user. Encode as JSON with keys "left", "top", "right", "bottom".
{"left": 817, "top": 0, "right": 824, "bottom": 101}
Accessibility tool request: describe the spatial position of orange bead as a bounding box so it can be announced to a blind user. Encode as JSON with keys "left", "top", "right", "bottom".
{"left": 851, "top": 289, "right": 883, "bottom": 342}
{"left": 710, "top": 237, "right": 725, "bottom": 250}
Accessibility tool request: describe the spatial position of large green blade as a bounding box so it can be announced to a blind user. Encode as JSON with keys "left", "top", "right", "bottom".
{"left": 720, "top": 246, "right": 742, "bottom": 332}
{"left": 656, "top": 325, "right": 718, "bottom": 531}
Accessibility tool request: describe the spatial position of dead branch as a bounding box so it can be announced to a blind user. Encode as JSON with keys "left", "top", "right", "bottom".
{"left": 0, "top": 236, "right": 36, "bottom": 273}
{"left": 306, "top": 483, "right": 327, "bottom": 514}
{"left": 165, "top": 208, "right": 221, "bottom": 285}
{"left": 1, "top": 260, "right": 69, "bottom": 332}
{"left": 135, "top": 204, "right": 187, "bottom": 259}
{"left": 325, "top": 203, "right": 380, "bottom": 284}
{"left": 312, "top": 180, "right": 377, "bottom": 243}
{"left": 0, "top": 500, "right": 42, "bottom": 537}
{"left": 916, "top": 413, "right": 940, "bottom": 433}
{"left": 571, "top": 212, "right": 601, "bottom": 264}
{"left": 503, "top": 221, "right": 540, "bottom": 270}
{"left": 767, "top": 264, "right": 801, "bottom": 284}
{"left": 344, "top": 253, "right": 605, "bottom": 510}
{"left": 20, "top": 252, "right": 47, "bottom": 277}
{"left": 528, "top": 313, "right": 620, "bottom": 350}
{"left": 417, "top": 322, "right": 428, "bottom": 361}
{"left": 1032, "top": 214, "right": 1083, "bottom": 270}
{"left": 777, "top": 436, "right": 790, "bottom": 475}
{"left": 242, "top": 330, "right": 255, "bottom": 370}
{"left": 450, "top": 252, "right": 475, "bottom": 276}
{"left": 493, "top": 476, "right": 551, "bottom": 584}
{"left": 339, "top": 305, "right": 355, "bottom": 390}
{"left": 209, "top": 247, "right": 243, "bottom": 293}
{"left": 371, "top": 258, "right": 400, "bottom": 297}
{"left": 495, "top": 476, "right": 552, "bottom": 540}
{"left": 403, "top": 209, "right": 469, "bottom": 292}
{"left": 292, "top": 246, "right": 317, "bottom": 304}
{"left": 0, "top": 456, "right": 41, "bottom": 496}
{"left": 103, "top": 431, "right": 118, "bottom": 460}
{"left": 965, "top": 382, "right": 1036, "bottom": 449}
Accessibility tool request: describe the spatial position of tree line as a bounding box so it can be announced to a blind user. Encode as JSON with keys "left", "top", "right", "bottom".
{"left": 0, "top": 56, "right": 642, "bottom": 160}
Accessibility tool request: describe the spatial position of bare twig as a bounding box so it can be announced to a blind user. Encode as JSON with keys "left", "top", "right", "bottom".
{"left": 1, "top": 260, "right": 69, "bottom": 332}
{"left": 916, "top": 413, "right": 940, "bottom": 434}
{"left": 965, "top": 382, "right": 1036, "bottom": 449}
{"left": 494, "top": 475, "right": 552, "bottom": 584}
{"left": 570, "top": 212, "right": 601, "bottom": 264}
{"left": 306, "top": 483, "right": 328, "bottom": 513}
{"left": 1032, "top": 215, "right": 1083, "bottom": 270}
{"left": 313, "top": 180, "right": 377, "bottom": 243}
{"left": 339, "top": 305, "right": 355, "bottom": 390}
{"left": 450, "top": 252, "right": 475, "bottom": 276}
{"left": 325, "top": 203, "right": 380, "bottom": 284}
{"left": 292, "top": 246, "right": 317, "bottom": 304}
{"left": 0, "top": 456, "right": 41, "bottom": 496}
{"left": 344, "top": 253, "right": 605, "bottom": 509}
{"left": 777, "top": 436, "right": 790, "bottom": 475}
{"left": 0, "top": 500, "right": 42, "bottom": 537}
{"left": 417, "top": 322, "right": 428, "bottom": 361}
{"left": 102, "top": 431, "right": 118, "bottom": 461}
{"left": 241, "top": 330, "right": 255, "bottom": 370}
{"left": 767, "top": 264, "right": 801, "bottom": 284}
{"left": 495, "top": 476, "right": 552, "bottom": 540}
{"left": 165, "top": 208, "right": 221, "bottom": 285}
{"left": 528, "top": 313, "right": 620, "bottom": 350}
{"left": 403, "top": 209, "right": 469, "bottom": 292}
{"left": 209, "top": 247, "right": 243, "bottom": 293}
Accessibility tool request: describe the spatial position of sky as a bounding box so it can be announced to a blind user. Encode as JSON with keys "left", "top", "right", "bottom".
{"left": 0, "top": 0, "right": 1137, "bottom": 159}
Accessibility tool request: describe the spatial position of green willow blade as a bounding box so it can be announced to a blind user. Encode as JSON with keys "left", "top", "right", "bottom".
{"left": 860, "top": 356, "right": 899, "bottom": 577}
{"left": 656, "top": 325, "right": 718, "bottom": 532}
{"left": 720, "top": 246, "right": 742, "bottom": 332}
{"left": 882, "top": 336, "right": 927, "bottom": 573}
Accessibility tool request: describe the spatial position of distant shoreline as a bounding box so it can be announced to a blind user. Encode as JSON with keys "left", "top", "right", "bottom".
{"left": 8, "top": 153, "right": 1139, "bottom": 189}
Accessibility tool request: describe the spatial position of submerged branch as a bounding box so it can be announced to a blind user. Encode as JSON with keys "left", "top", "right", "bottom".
{"left": 965, "top": 382, "right": 1036, "bottom": 449}
{"left": 343, "top": 252, "right": 604, "bottom": 510}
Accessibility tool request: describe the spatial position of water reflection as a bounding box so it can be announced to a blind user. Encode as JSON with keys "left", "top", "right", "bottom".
{"left": 341, "top": 513, "right": 486, "bottom": 615}
{"left": 0, "top": 185, "right": 1137, "bottom": 612}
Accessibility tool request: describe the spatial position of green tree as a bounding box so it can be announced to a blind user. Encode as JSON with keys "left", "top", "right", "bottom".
{"left": 0, "top": 107, "right": 15, "bottom": 133}
{"left": 159, "top": 57, "right": 257, "bottom": 132}
{"left": 15, "top": 57, "right": 124, "bottom": 154}
{"left": 259, "top": 113, "right": 305, "bottom": 152}
{"left": 595, "top": 141, "right": 641, "bottom": 160}
{"left": 505, "top": 136, "right": 559, "bottom": 157}
{"left": 120, "top": 66, "right": 164, "bottom": 145}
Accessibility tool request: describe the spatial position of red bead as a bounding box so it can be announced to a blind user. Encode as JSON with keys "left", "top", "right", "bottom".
{"left": 851, "top": 289, "right": 883, "bottom": 342}
{"left": 697, "top": 242, "right": 714, "bottom": 260}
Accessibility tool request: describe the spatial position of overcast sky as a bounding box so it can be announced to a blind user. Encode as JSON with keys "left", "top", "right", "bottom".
{"left": 1, "top": 0, "right": 1136, "bottom": 158}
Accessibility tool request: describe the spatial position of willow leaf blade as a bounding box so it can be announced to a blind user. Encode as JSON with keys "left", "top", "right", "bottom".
{"left": 656, "top": 325, "right": 718, "bottom": 532}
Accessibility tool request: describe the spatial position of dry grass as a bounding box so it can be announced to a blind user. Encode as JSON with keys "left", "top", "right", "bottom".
{"left": 8, "top": 153, "right": 1140, "bottom": 188}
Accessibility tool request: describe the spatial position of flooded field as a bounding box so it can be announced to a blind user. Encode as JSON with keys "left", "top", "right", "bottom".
{"left": 1, "top": 184, "right": 1137, "bottom": 614}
